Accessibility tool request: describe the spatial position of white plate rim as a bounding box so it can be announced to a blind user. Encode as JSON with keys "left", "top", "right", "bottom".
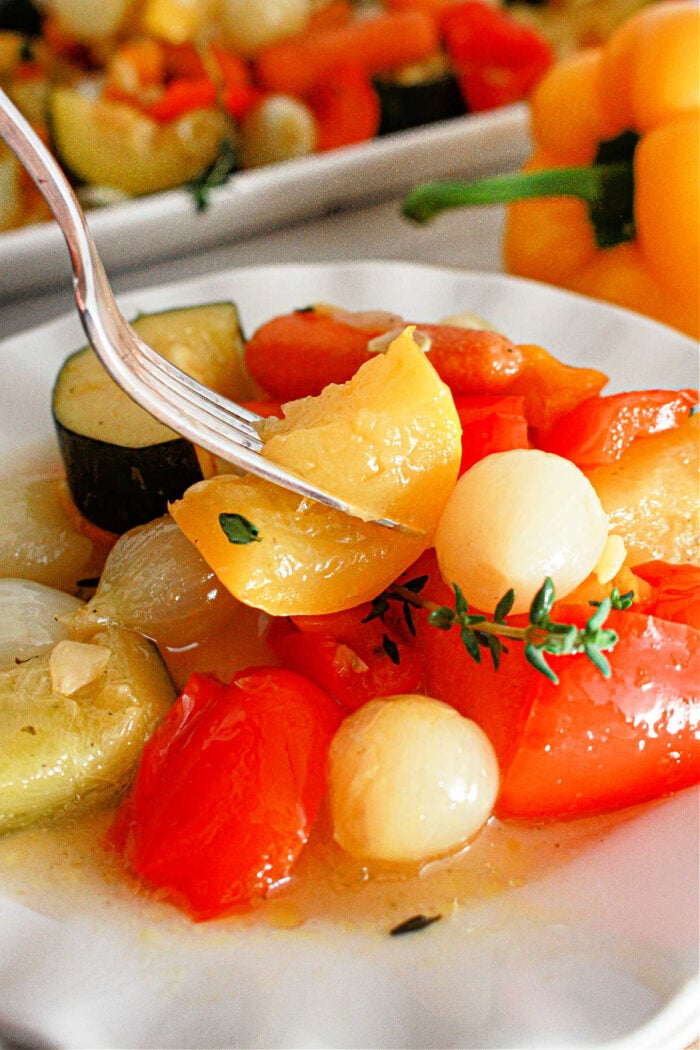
{"left": 0, "top": 104, "right": 530, "bottom": 300}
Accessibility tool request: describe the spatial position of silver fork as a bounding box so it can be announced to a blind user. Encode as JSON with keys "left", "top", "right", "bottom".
{"left": 0, "top": 87, "right": 410, "bottom": 531}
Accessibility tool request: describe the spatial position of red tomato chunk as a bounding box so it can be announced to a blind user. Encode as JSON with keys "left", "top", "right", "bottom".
{"left": 268, "top": 604, "right": 424, "bottom": 711}
{"left": 108, "top": 667, "right": 343, "bottom": 920}
{"left": 453, "top": 394, "right": 529, "bottom": 472}
{"left": 407, "top": 552, "right": 700, "bottom": 821}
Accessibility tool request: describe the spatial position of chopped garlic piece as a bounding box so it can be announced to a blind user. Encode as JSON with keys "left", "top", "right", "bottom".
{"left": 49, "top": 640, "right": 111, "bottom": 696}
{"left": 594, "top": 534, "right": 627, "bottom": 584}
{"left": 440, "top": 312, "right": 501, "bottom": 333}
{"left": 367, "top": 326, "right": 432, "bottom": 355}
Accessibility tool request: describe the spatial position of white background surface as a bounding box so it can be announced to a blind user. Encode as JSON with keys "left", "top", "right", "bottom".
{"left": 1, "top": 195, "right": 506, "bottom": 339}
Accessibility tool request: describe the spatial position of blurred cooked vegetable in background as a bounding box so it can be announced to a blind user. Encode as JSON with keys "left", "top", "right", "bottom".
{"left": 403, "top": 1, "right": 699, "bottom": 339}
{"left": 0, "top": 0, "right": 658, "bottom": 231}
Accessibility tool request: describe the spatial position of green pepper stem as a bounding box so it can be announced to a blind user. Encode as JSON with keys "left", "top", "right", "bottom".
{"left": 402, "top": 163, "right": 632, "bottom": 224}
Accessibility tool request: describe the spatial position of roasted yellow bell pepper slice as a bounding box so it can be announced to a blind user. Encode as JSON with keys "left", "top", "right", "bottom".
{"left": 403, "top": 1, "right": 699, "bottom": 340}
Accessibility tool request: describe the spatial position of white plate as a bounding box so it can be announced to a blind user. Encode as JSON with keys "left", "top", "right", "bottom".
{"left": 0, "top": 262, "right": 698, "bottom": 1050}
{"left": 0, "top": 105, "right": 530, "bottom": 301}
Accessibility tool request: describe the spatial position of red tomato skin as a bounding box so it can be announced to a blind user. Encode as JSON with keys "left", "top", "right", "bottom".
{"left": 418, "top": 325, "right": 524, "bottom": 395}
{"left": 632, "top": 561, "right": 700, "bottom": 631}
{"left": 268, "top": 607, "right": 424, "bottom": 710}
{"left": 500, "top": 611, "right": 700, "bottom": 819}
{"left": 540, "top": 389, "right": 698, "bottom": 468}
{"left": 109, "top": 667, "right": 343, "bottom": 920}
{"left": 243, "top": 311, "right": 377, "bottom": 400}
{"left": 453, "top": 394, "right": 529, "bottom": 472}
{"left": 409, "top": 552, "right": 700, "bottom": 820}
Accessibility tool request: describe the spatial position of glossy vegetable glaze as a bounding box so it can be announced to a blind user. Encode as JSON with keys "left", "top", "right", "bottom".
{"left": 0, "top": 280, "right": 698, "bottom": 926}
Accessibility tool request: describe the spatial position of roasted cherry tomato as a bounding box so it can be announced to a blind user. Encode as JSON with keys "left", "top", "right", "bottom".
{"left": 108, "top": 667, "right": 343, "bottom": 920}
{"left": 243, "top": 310, "right": 380, "bottom": 399}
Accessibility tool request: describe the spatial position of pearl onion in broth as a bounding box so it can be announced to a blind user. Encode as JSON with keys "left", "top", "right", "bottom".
{"left": 328, "top": 695, "right": 500, "bottom": 866}
{"left": 434, "top": 449, "right": 609, "bottom": 614}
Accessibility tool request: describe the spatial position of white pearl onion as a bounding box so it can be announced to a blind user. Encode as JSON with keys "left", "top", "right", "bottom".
{"left": 221, "top": 0, "right": 310, "bottom": 55}
{"left": 328, "top": 695, "right": 499, "bottom": 865}
{"left": 434, "top": 449, "right": 609, "bottom": 614}
{"left": 48, "top": 0, "right": 132, "bottom": 40}
{"left": 0, "top": 579, "right": 82, "bottom": 672}
{"left": 240, "top": 95, "right": 317, "bottom": 168}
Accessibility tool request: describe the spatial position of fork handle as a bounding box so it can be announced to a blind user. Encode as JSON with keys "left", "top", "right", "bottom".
{"left": 0, "top": 85, "right": 107, "bottom": 310}
{"left": 0, "top": 87, "right": 130, "bottom": 373}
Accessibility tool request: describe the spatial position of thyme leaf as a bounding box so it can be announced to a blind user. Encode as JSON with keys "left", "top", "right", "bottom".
{"left": 372, "top": 575, "right": 627, "bottom": 683}
{"left": 390, "top": 913, "right": 442, "bottom": 936}
{"left": 382, "top": 634, "right": 400, "bottom": 665}
{"left": 593, "top": 587, "right": 634, "bottom": 611}
{"left": 219, "top": 512, "right": 261, "bottom": 545}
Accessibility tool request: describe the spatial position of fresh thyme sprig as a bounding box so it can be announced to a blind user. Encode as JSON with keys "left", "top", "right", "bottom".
{"left": 368, "top": 576, "right": 631, "bottom": 684}
{"left": 187, "top": 137, "right": 238, "bottom": 212}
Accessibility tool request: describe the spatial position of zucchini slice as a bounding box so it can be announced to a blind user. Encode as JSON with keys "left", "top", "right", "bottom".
{"left": 52, "top": 301, "right": 251, "bottom": 534}
{"left": 0, "top": 624, "right": 175, "bottom": 834}
{"left": 374, "top": 55, "right": 466, "bottom": 136}
{"left": 48, "top": 87, "right": 233, "bottom": 196}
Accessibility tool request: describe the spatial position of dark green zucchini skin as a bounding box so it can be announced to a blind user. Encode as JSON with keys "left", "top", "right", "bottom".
{"left": 374, "top": 72, "right": 467, "bottom": 136}
{"left": 54, "top": 422, "right": 203, "bottom": 534}
{"left": 50, "top": 301, "right": 251, "bottom": 535}
{"left": 0, "top": 0, "right": 44, "bottom": 34}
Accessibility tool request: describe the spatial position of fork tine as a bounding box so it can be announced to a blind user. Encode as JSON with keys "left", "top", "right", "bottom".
{"left": 115, "top": 324, "right": 421, "bottom": 534}
{"left": 0, "top": 85, "right": 417, "bottom": 534}
{"left": 135, "top": 340, "right": 266, "bottom": 427}
{"left": 130, "top": 342, "right": 266, "bottom": 452}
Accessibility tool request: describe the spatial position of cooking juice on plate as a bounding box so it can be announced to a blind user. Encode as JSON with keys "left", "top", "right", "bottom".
{"left": 0, "top": 288, "right": 697, "bottom": 927}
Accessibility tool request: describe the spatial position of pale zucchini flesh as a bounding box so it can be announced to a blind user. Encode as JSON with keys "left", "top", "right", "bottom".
{"left": 49, "top": 88, "right": 234, "bottom": 197}
{"left": 0, "top": 624, "right": 175, "bottom": 834}
{"left": 52, "top": 301, "right": 252, "bottom": 533}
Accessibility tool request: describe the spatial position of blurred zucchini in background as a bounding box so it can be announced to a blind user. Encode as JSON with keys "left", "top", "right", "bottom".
{"left": 52, "top": 301, "right": 253, "bottom": 534}
{"left": 48, "top": 87, "right": 234, "bottom": 196}
{"left": 374, "top": 55, "right": 466, "bottom": 136}
{"left": 0, "top": 622, "right": 175, "bottom": 834}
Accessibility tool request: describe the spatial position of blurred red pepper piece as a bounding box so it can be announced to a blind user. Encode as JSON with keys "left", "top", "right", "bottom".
{"left": 144, "top": 76, "right": 217, "bottom": 121}
{"left": 307, "top": 64, "right": 381, "bottom": 151}
{"left": 210, "top": 46, "right": 261, "bottom": 120}
{"left": 441, "top": 0, "right": 554, "bottom": 111}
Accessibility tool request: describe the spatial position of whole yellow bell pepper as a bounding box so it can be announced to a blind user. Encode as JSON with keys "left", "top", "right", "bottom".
{"left": 403, "top": 1, "right": 699, "bottom": 340}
